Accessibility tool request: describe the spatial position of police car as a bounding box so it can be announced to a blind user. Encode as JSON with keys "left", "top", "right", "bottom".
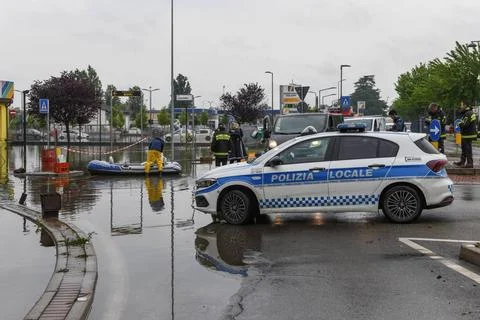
{"left": 194, "top": 124, "right": 454, "bottom": 225}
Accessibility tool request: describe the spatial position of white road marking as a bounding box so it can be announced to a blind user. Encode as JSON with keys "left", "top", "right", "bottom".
{"left": 399, "top": 237, "right": 480, "bottom": 284}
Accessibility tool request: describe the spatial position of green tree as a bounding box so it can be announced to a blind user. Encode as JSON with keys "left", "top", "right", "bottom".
{"left": 104, "top": 84, "right": 121, "bottom": 107}
{"left": 134, "top": 106, "right": 148, "bottom": 129}
{"left": 350, "top": 75, "right": 388, "bottom": 116}
{"left": 220, "top": 83, "right": 268, "bottom": 124}
{"left": 394, "top": 42, "right": 480, "bottom": 121}
{"left": 127, "top": 85, "right": 144, "bottom": 117}
{"left": 157, "top": 107, "right": 170, "bottom": 126}
{"left": 198, "top": 111, "right": 209, "bottom": 126}
{"left": 28, "top": 68, "right": 103, "bottom": 149}
{"left": 173, "top": 74, "right": 192, "bottom": 109}
{"left": 112, "top": 105, "right": 125, "bottom": 130}
{"left": 179, "top": 109, "right": 188, "bottom": 126}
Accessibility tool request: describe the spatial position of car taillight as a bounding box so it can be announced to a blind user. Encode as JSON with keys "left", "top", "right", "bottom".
{"left": 426, "top": 159, "right": 448, "bottom": 172}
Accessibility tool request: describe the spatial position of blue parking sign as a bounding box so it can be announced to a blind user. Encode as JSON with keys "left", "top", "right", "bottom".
{"left": 39, "top": 99, "right": 49, "bottom": 114}
{"left": 429, "top": 119, "right": 440, "bottom": 142}
{"left": 454, "top": 119, "right": 461, "bottom": 133}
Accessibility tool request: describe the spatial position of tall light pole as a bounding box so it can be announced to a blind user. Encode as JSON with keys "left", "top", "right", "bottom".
{"left": 170, "top": 0, "right": 175, "bottom": 160}
{"left": 265, "top": 71, "right": 274, "bottom": 121}
{"left": 308, "top": 91, "right": 318, "bottom": 111}
{"left": 142, "top": 86, "right": 160, "bottom": 130}
{"left": 14, "top": 89, "right": 29, "bottom": 170}
{"left": 322, "top": 93, "right": 336, "bottom": 106}
{"left": 467, "top": 41, "right": 480, "bottom": 107}
{"left": 319, "top": 86, "right": 336, "bottom": 111}
{"left": 337, "top": 79, "right": 346, "bottom": 104}
{"left": 191, "top": 95, "right": 201, "bottom": 161}
{"left": 339, "top": 64, "right": 351, "bottom": 107}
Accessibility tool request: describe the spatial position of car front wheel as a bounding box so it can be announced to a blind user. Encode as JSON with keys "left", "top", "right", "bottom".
{"left": 382, "top": 185, "right": 422, "bottom": 223}
{"left": 220, "top": 189, "right": 253, "bottom": 225}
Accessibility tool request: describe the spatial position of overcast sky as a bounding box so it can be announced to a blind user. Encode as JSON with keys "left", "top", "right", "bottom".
{"left": 3, "top": 0, "right": 480, "bottom": 110}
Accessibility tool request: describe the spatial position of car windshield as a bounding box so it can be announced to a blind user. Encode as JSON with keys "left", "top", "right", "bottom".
{"left": 345, "top": 118, "right": 373, "bottom": 131}
{"left": 273, "top": 114, "right": 327, "bottom": 134}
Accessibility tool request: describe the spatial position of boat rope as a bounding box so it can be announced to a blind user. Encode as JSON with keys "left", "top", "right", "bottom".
{"left": 62, "top": 137, "right": 149, "bottom": 155}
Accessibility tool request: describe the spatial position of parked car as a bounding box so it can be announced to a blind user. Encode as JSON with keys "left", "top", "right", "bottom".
{"left": 164, "top": 128, "right": 193, "bottom": 143}
{"left": 57, "top": 130, "right": 89, "bottom": 142}
{"left": 15, "top": 128, "right": 45, "bottom": 140}
{"left": 344, "top": 116, "right": 386, "bottom": 132}
{"left": 194, "top": 128, "right": 213, "bottom": 143}
{"left": 194, "top": 124, "right": 454, "bottom": 224}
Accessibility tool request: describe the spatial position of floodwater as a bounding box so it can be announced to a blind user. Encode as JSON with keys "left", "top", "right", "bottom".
{"left": 1, "top": 145, "right": 243, "bottom": 320}
{"left": 2, "top": 145, "right": 480, "bottom": 320}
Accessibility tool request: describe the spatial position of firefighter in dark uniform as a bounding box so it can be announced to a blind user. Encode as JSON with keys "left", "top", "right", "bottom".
{"left": 211, "top": 123, "right": 231, "bottom": 167}
{"left": 425, "top": 103, "right": 447, "bottom": 153}
{"left": 454, "top": 103, "right": 478, "bottom": 168}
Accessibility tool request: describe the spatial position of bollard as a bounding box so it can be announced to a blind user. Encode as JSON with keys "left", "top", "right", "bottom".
{"left": 19, "top": 192, "right": 27, "bottom": 205}
{"left": 40, "top": 192, "right": 62, "bottom": 218}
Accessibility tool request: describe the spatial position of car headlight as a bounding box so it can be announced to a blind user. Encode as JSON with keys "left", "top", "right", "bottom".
{"left": 196, "top": 178, "right": 217, "bottom": 189}
{"left": 268, "top": 139, "right": 277, "bottom": 149}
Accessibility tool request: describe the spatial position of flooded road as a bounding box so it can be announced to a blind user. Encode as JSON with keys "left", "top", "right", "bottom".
{"left": 2, "top": 146, "right": 480, "bottom": 319}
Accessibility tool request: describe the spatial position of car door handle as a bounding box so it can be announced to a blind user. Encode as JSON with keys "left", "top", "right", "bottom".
{"left": 368, "top": 164, "right": 385, "bottom": 169}
{"left": 309, "top": 167, "right": 326, "bottom": 172}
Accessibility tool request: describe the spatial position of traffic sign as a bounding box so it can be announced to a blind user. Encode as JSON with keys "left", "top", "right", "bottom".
{"left": 176, "top": 94, "right": 193, "bottom": 101}
{"left": 341, "top": 96, "right": 351, "bottom": 107}
{"left": 9, "top": 109, "right": 16, "bottom": 117}
{"left": 112, "top": 90, "right": 141, "bottom": 97}
{"left": 294, "top": 86, "right": 310, "bottom": 101}
{"left": 454, "top": 119, "right": 461, "bottom": 133}
{"left": 39, "top": 98, "right": 49, "bottom": 114}
{"left": 429, "top": 119, "right": 440, "bottom": 142}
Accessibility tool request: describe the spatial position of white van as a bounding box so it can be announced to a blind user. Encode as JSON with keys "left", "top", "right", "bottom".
{"left": 344, "top": 116, "right": 387, "bottom": 132}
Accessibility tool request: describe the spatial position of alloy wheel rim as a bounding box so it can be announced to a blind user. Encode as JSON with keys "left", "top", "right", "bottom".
{"left": 386, "top": 190, "right": 418, "bottom": 220}
{"left": 223, "top": 193, "right": 247, "bottom": 223}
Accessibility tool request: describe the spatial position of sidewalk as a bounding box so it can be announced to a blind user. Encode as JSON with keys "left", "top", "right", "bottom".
{"left": 444, "top": 139, "right": 480, "bottom": 176}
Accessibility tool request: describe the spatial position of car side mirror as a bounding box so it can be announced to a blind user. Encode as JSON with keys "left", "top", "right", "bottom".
{"left": 266, "top": 156, "right": 283, "bottom": 167}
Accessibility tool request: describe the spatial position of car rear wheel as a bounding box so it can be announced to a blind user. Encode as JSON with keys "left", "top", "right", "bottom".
{"left": 220, "top": 189, "right": 253, "bottom": 225}
{"left": 382, "top": 185, "right": 422, "bottom": 223}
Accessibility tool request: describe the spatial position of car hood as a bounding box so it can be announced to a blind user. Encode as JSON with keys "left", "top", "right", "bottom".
{"left": 198, "top": 162, "right": 254, "bottom": 179}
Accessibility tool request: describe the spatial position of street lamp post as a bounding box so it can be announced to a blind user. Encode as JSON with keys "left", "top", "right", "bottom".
{"left": 322, "top": 93, "right": 336, "bottom": 106}
{"left": 339, "top": 64, "right": 351, "bottom": 106}
{"left": 308, "top": 91, "right": 318, "bottom": 111}
{"left": 318, "top": 86, "right": 336, "bottom": 111}
{"left": 170, "top": 0, "right": 175, "bottom": 160}
{"left": 467, "top": 41, "right": 480, "bottom": 107}
{"left": 14, "top": 89, "right": 29, "bottom": 170}
{"left": 142, "top": 86, "right": 160, "bottom": 130}
{"left": 192, "top": 95, "right": 201, "bottom": 161}
{"left": 265, "top": 71, "right": 274, "bottom": 121}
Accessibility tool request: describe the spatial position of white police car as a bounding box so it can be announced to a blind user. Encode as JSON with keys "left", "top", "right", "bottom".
{"left": 194, "top": 124, "right": 454, "bottom": 225}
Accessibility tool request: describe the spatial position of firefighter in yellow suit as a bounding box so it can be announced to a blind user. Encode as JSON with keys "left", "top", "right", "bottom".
{"left": 144, "top": 136, "right": 165, "bottom": 173}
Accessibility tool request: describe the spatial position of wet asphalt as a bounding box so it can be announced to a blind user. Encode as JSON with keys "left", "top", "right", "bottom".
{"left": 1, "top": 146, "right": 480, "bottom": 319}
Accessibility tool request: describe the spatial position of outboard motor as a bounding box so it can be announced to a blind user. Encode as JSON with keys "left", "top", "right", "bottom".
{"left": 300, "top": 126, "right": 317, "bottom": 136}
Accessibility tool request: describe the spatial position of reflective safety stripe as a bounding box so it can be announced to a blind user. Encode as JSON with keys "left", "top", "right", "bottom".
{"left": 215, "top": 134, "right": 230, "bottom": 140}
{"left": 461, "top": 134, "right": 477, "bottom": 139}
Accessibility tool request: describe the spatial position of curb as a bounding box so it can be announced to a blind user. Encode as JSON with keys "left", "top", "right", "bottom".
{"left": 460, "top": 244, "right": 480, "bottom": 268}
{"left": 446, "top": 167, "right": 480, "bottom": 176}
{"left": 0, "top": 202, "right": 97, "bottom": 320}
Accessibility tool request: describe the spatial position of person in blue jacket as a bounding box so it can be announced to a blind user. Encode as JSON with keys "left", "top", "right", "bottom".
{"left": 388, "top": 109, "right": 405, "bottom": 132}
{"left": 144, "top": 135, "right": 165, "bottom": 173}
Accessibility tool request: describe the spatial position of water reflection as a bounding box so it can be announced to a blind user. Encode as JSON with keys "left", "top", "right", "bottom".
{"left": 145, "top": 176, "right": 165, "bottom": 212}
{"left": 195, "top": 223, "right": 263, "bottom": 276}
{"left": 110, "top": 179, "right": 143, "bottom": 236}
